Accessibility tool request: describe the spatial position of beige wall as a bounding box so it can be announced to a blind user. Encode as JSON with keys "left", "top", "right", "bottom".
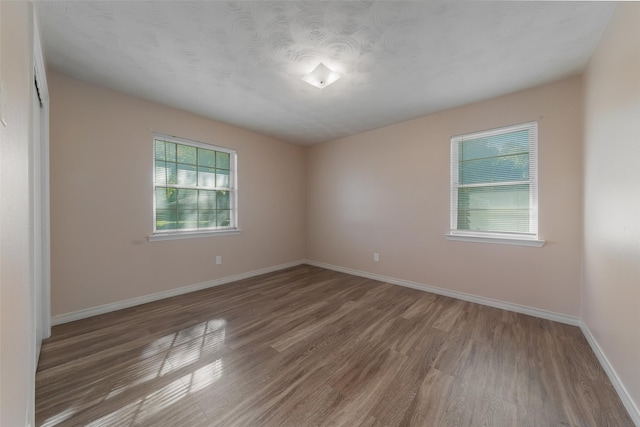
{"left": 33, "top": 3, "right": 640, "bottom": 420}
{"left": 308, "top": 76, "right": 584, "bottom": 316}
{"left": 583, "top": 2, "right": 640, "bottom": 417}
{"left": 0, "top": 2, "right": 35, "bottom": 426}
{"left": 49, "top": 72, "right": 307, "bottom": 316}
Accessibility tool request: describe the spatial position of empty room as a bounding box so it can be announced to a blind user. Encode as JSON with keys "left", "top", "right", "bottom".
{"left": 1, "top": 1, "right": 639, "bottom": 426}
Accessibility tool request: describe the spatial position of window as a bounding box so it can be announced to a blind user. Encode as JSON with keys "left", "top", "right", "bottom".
{"left": 151, "top": 134, "right": 237, "bottom": 239}
{"left": 448, "top": 121, "right": 543, "bottom": 246}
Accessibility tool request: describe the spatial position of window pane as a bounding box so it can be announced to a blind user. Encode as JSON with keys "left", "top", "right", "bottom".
{"left": 198, "top": 210, "right": 216, "bottom": 228}
{"left": 460, "top": 129, "right": 529, "bottom": 161}
{"left": 198, "top": 149, "right": 216, "bottom": 167}
{"left": 155, "top": 187, "right": 177, "bottom": 209}
{"left": 216, "top": 210, "right": 230, "bottom": 227}
{"left": 216, "top": 152, "right": 230, "bottom": 169}
{"left": 166, "top": 162, "right": 177, "bottom": 185}
{"left": 216, "top": 169, "right": 230, "bottom": 187}
{"left": 177, "top": 163, "right": 197, "bottom": 186}
{"left": 198, "top": 167, "right": 216, "bottom": 187}
{"left": 216, "top": 191, "right": 230, "bottom": 210}
{"left": 457, "top": 184, "right": 530, "bottom": 233}
{"left": 198, "top": 190, "right": 216, "bottom": 209}
{"left": 177, "top": 144, "right": 197, "bottom": 165}
{"left": 153, "top": 136, "right": 236, "bottom": 233}
{"left": 155, "top": 160, "right": 167, "bottom": 185}
{"left": 155, "top": 140, "right": 166, "bottom": 160}
{"left": 156, "top": 210, "right": 177, "bottom": 230}
{"left": 177, "top": 209, "right": 198, "bottom": 229}
{"left": 177, "top": 188, "right": 198, "bottom": 209}
{"left": 460, "top": 153, "right": 529, "bottom": 185}
{"left": 166, "top": 142, "right": 177, "bottom": 162}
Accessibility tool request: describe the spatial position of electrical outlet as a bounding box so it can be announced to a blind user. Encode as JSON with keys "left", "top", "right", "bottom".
{"left": 373, "top": 252, "right": 379, "bottom": 262}
{"left": 216, "top": 255, "right": 222, "bottom": 265}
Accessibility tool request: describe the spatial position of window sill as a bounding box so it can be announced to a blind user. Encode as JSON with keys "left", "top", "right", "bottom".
{"left": 445, "top": 233, "right": 545, "bottom": 247}
{"left": 149, "top": 229, "right": 241, "bottom": 242}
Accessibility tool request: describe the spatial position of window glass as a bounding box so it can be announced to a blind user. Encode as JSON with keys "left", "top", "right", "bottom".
{"left": 153, "top": 135, "right": 237, "bottom": 235}
{"left": 450, "top": 122, "right": 538, "bottom": 238}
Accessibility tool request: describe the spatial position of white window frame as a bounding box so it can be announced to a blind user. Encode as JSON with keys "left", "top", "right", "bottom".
{"left": 149, "top": 133, "right": 239, "bottom": 241}
{"left": 446, "top": 121, "right": 544, "bottom": 247}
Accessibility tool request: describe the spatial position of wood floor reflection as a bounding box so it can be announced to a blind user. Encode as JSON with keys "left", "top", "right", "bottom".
{"left": 36, "top": 265, "right": 633, "bottom": 426}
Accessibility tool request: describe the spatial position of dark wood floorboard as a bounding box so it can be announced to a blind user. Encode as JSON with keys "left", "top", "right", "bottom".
{"left": 36, "top": 265, "right": 633, "bottom": 426}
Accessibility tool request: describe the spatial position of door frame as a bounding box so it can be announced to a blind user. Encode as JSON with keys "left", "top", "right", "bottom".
{"left": 33, "top": 5, "right": 51, "bottom": 348}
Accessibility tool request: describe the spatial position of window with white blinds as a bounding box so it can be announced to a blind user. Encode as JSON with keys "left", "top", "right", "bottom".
{"left": 152, "top": 134, "right": 237, "bottom": 236}
{"left": 449, "top": 122, "right": 539, "bottom": 242}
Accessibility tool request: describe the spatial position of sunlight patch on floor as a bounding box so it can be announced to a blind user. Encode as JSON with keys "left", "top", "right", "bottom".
{"left": 86, "top": 378, "right": 187, "bottom": 426}
{"left": 41, "top": 407, "right": 75, "bottom": 427}
{"left": 181, "top": 359, "right": 224, "bottom": 393}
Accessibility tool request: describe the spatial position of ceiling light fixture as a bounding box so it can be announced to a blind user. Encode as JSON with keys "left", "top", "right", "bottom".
{"left": 301, "top": 63, "right": 341, "bottom": 89}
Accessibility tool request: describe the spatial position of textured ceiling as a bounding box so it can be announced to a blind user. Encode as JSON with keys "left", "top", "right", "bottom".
{"left": 36, "top": 1, "right": 614, "bottom": 145}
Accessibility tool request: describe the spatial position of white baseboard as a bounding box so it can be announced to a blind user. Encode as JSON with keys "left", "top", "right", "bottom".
{"left": 304, "top": 260, "right": 580, "bottom": 326}
{"left": 51, "top": 258, "right": 637, "bottom": 424}
{"left": 306, "top": 260, "right": 640, "bottom": 423}
{"left": 51, "top": 260, "right": 305, "bottom": 326}
{"left": 580, "top": 323, "right": 640, "bottom": 426}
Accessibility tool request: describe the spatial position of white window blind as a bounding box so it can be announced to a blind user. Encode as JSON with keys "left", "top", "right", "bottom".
{"left": 450, "top": 121, "right": 538, "bottom": 240}
{"left": 152, "top": 134, "right": 237, "bottom": 235}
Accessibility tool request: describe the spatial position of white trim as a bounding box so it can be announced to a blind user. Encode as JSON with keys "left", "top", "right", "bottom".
{"left": 306, "top": 261, "right": 640, "bottom": 420}
{"left": 149, "top": 228, "right": 241, "bottom": 241}
{"left": 445, "top": 233, "right": 545, "bottom": 247}
{"left": 51, "top": 260, "right": 305, "bottom": 325}
{"left": 49, "top": 258, "right": 637, "bottom": 424}
{"left": 33, "top": 6, "right": 51, "bottom": 341}
{"left": 455, "top": 120, "right": 539, "bottom": 142}
{"left": 304, "top": 260, "right": 579, "bottom": 326}
{"left": 152, "top": 133, "right": 238, "bottom": 234}
{"left": 29, "top": 6, "right": 51, "bottom": 427}
{"left": 450, "top": 120, "right": 539, "bottom": 238}
{"left": 153, "top": 133, "right": 237, "bottom": 155}
{"left": 33, "top": 29, "right": 49, "bottom": 102}
{"left": 580, "top": 322, "right": 640, "bottom": 426}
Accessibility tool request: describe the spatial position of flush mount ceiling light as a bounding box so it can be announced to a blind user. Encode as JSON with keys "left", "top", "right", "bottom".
{"left": 301, "top": 63, "right": 341, "bottom": 89}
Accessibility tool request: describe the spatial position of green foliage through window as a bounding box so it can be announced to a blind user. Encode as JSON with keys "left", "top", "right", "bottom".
{"left": 154, "top": 136, "right": 235, "bottom": 232}
{"left": 452, "top": 123, "right": 537, "bottom": 236}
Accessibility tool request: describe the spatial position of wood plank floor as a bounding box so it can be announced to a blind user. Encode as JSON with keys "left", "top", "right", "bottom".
{"left": 36, "top": 265, "right": 633, "bottom": 426}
